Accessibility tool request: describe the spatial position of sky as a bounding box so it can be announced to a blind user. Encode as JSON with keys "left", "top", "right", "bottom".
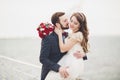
{"left": 0, "top": 0, "right": 120, "bottom": 38}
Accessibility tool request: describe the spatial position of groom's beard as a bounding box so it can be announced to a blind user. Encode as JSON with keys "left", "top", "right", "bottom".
{"left": 59, "top": 23, "right": 69, "bottom": 30}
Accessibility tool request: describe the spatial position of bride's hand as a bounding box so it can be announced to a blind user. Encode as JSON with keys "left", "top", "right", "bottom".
{"left": 55, "top": 27, "right": 62, "bottom": 36}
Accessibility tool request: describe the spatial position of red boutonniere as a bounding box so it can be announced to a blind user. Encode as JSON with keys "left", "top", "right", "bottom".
{"left": 37, "top": 22, "right": 54, "bottom": 39}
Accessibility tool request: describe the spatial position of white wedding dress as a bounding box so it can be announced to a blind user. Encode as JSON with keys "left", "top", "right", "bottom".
{"left": 45, "top": 32, "right": 84, "bottom": 80}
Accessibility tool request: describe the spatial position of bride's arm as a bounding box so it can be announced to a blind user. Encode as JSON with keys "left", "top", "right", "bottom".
{"left": 58, "top": 32, "right": 77, "bottom": 53}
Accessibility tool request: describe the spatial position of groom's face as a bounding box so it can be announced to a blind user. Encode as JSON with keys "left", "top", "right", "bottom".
{"left": 59, "top": 15, "right": 69, "bottom": 30}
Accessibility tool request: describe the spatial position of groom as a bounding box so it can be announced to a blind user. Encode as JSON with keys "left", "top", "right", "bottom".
{"left": 39, "top": 12, "right": 86, "bottom": 80}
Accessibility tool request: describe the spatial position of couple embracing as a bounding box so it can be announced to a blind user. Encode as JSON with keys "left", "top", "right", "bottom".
{"left": 39, "top": 12, "right": 89, "bottom": 80}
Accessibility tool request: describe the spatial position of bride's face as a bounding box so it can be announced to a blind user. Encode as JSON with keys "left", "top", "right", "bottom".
{"left": 69, "top": 16, "right": 80, "bottom": 33}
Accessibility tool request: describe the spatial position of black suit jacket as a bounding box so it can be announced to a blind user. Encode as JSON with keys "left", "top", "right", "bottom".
{"left": 40, "top": 32, "right": 66, "bottom": 80}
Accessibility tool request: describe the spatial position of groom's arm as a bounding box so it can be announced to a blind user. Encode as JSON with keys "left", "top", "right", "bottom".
{"left": 39, "top": 36, "right": 60, "bottom": 72}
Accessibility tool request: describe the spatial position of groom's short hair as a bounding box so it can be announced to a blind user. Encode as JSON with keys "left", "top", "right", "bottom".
{"left": 51, "top": 12, "right": 65, "bottom": 26}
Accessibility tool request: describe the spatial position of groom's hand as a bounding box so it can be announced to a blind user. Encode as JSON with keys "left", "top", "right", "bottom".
{"left": 59, "top": 66, "right": 69, "bottom": 78}
{"left": 73, "top": 51, "right": 85, "bottom": 59}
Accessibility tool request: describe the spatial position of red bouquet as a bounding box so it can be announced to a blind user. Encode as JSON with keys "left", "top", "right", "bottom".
{"left": 37, "top": 22, "right": 54, "bottom": 39}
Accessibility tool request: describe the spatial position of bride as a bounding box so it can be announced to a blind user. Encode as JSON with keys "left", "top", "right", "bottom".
{"left": 45, "top": 12, "right": 89, "bottom": 80}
